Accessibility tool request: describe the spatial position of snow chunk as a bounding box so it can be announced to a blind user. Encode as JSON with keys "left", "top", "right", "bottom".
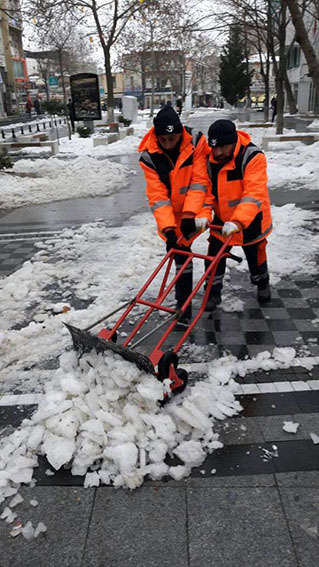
{"left": 283, "top": 421, "right": 299, "bottom": 434}
{"left": 42, "top": 432, "right": 75, "bottom": 470}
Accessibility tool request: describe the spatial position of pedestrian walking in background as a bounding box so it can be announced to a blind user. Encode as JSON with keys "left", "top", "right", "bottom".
{"left": 138, "top": 105, "right": 213, "bottom": 319}
{"left": 25, "top": 95, "right": 33, "bottom": 117}
{"left": 33, "top": 95, "right": 42, "bottom": 116}
{"left": 205, "top": 119, "right": 272, "bottom": 311}
{"left": 67, "top": 98, "right": 75, "bottom": 133}
{"left": 176, "top": 97, "right": 183, "bottom": 116}
{"left": 271, "top": 96, "right": 277, "bottom": 122}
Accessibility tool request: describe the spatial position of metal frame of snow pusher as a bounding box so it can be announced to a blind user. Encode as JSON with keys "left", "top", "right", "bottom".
{"left": 97, "top": 224, "right": 242, "bottom": 396}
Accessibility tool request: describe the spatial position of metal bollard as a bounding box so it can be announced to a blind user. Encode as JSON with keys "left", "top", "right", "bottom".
{"left": 1, "top": 130, "right": 5, "bottom": 139}
{"left": 21, "top": 126, "right": 24, "bottom": 135}
{"left": 12, "top": 128, "right": 16, "bottom": 139}
{"left": 29, "top": 124, "right": 32, "bottom": 133}
{"left": 36, "top": 123, "right": 40, "bottom": 132}
{"left": 43, "top": 122, "right": 46, "bottom": 129}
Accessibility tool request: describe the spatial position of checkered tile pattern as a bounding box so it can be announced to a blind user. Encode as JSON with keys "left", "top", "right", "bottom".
{"left": 187, "top": 273, "right": 319, "bottom": 359}
{"left": 0, "top": 240, "right": 36, "bottom": 277}
{"left": 123, "top": 272, "right": 319, "bottom": 361}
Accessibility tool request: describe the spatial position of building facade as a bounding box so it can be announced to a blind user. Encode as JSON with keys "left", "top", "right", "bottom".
{"left": 286, "top": 15, "right": 319, "bottom": 114}
{"left": 0, "top": 0, "right": 29, "bottom": 117}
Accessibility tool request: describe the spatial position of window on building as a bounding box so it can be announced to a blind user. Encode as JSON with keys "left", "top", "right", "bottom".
{"left": 12, "top": 59, "right": 24, "bottom": 78}
{"left": 287, "top": 45, "right": 300, "bottom": 69}
{"left": 113, "top": 76, "right": 116, "bottom": 87}
{"left": 130, "top": 76, "right": 134, "bottom": 89}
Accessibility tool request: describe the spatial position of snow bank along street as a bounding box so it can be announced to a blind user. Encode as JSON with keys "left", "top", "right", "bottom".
{"left": 1, "top": 110, "right": 319, "bottom": 553}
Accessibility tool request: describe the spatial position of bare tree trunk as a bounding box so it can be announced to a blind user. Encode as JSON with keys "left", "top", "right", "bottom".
{"left": 275, "top": 3, "right": 287, "bottom": 135}
{"left": 286, "top": 0, "right": 319, "bottom": 92}
{"left": 58, "top": 48, "right": 67, "bottom": 104}
{"left": 150, "top": 25, "right": 155, "bottom": 117}
{"left": 104, "top": 47, "right": 114, "bottom": 123}
{"left": 284, "top": 68, "right": 298, "bottom": 114}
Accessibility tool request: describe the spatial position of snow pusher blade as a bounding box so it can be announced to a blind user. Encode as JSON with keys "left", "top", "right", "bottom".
{"left": 64, "top": 323, "right": 155, "bottom": 376}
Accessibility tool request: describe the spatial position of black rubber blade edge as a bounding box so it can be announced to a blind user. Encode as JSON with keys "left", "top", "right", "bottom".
{"left": 64, "top": 323, "right": 155, "bottom": 376}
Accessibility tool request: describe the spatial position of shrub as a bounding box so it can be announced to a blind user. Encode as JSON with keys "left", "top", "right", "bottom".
{"left": 76, "top": 125, "right": 91, "bottom": 138}
{"left": 0, "top": 155, "right": 13, "bottom": 171}
{"left": 42, "top": 100, "right": 67, "bottom": 116}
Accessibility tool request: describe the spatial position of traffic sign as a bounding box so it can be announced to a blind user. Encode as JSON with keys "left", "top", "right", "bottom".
{"left": 48, "top": 76, "right": 58, "bottom": 86}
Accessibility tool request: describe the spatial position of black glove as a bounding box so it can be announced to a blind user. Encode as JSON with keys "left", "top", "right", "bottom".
{"left": 181, "top": 218, "right": 196, "bottom": 239}
{"left": 165, "top": 230, "right": 178, "bottom": 252}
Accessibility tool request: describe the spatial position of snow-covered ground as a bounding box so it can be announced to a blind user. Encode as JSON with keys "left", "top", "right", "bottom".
{"left": 0, "top": 109, "right": 319, "bottom": 520}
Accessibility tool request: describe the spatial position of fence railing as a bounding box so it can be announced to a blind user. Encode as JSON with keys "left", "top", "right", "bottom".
{"left": 0, "top": 117, "right": 68, "bottom": 140}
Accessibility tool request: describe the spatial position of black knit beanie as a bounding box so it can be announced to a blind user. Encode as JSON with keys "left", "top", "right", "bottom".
{"left": 153, "top": 105, "right": 183, "bottom": 136}
{"left": 208, "top": 119, "right": 237, "bottom": 147}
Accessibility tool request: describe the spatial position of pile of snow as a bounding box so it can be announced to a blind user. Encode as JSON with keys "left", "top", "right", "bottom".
{"left": 232, "top": 203, "right": 319, "bottom": 284}
{"left": 59, "top": 134, "right": 141, "bottom": 157}
{"left": 0, "top": 155, "right": 129, "bottom": 209}
{"left": 0, "top": 346, "right": 301, "bottom": 500}
{"left": 0, "top": 345, "right": 242, "bottom": 497}
{"left": 307, "top": 119, "right": 319, "bottom": 131}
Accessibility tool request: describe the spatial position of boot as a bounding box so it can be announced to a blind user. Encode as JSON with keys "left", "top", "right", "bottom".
{"left": 204, "top": 293, "right": 221, "bottom": 312}
{"left": 176, "top": 302, "right": 192, "bottom": 322}
{"left": 257, "top": 282, "right": 271, "bottom": 302}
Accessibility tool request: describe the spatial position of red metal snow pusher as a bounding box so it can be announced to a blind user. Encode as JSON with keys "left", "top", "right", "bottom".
{"left": 65, "top": 224, "right": 242, "bottom": 397}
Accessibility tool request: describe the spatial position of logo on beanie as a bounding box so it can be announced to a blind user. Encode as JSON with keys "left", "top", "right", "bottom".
{"left": 166, "top": 125, "right": 174, "bottom": 133}
{"left": 210, "top": 138, "right": 217, "bottom": 147}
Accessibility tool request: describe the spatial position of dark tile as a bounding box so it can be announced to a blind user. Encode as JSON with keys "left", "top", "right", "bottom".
{"left": 188, "top": 330, "right": 217, "bottom": 346}
{"left": 272, "top": 331, "right": 302, "bottom": 346}
{"left": 300, "top": 331, "right": 319, "bottom": 341}
{"left": 273, "top": 440, "right": 319, "bottom": 473}
{"left": 295, "top": 280, "right": 319, "bottom": 288}
{"left": 239, "top": 393, "right": 301, "bottom": 417}
{"left": 241, "top": 309, "right": 264, "bottom": 319}
{"left": 189, "top": 443, "right": 276, "bottom": 477}
{"left": 266, "top": 319, "right": 297, "bottom": 331}
{"left": 214, "top": 318, "right": 242, "bottom": 332}
{"left": 294, "top": 390, "right": 319, "bottom": 413}
{"left": 216, "top": 332, "right": 246, "bottom": 345}
{"left": 0, "top": 405, "right": 37, "bottom": 429}
{"left": 218, "top": 345, "right": 249, "bottom": 359}
{"left": 244, "top": 331, "right": 274, "bottom": 344}
{"left": 259, "top": 298, "right": 284, "bottom": 308}
{"left": 287, "top": 308, "right": 315, "bottom": 319}
{"left": 278, "top": 289, "right": 302, "bottom": 298}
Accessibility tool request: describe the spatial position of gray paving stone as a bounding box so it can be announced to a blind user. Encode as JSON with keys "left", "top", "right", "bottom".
{"left": 276, "top": 471, "right": 319, "bottom": 486}
{"left": 188, "top": 486, "right": 298, "bottom": 567}
{"left": 273, "top": 331, "right": 303, "bottom": 346}
{"left": 279, "top": 487, "right": 319, "bottom": 567}
{"left": 82, "top": 485, "right": 188, "bottom": 567}
{"left": 187, "top": 474, "right": 276, "bottom": 488}
{"left": 0, "top": 486, "right": 94, "bottom": 567}
{"left": 256, "top": 415, "right": 307, "bottom": 442}
{"left": 214, "top": 416, "right": 265, "bottom": 445}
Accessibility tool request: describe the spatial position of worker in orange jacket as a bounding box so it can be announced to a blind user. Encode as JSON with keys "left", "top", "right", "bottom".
{"left": 139, "top": 105, "right": 213, "bottom": 318}
{"left": 205, "top": 119, "right": 272, "bottom": 311}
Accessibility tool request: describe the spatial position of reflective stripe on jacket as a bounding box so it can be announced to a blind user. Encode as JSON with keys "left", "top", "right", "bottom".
{"left": 138, "top": 126, "right": 213, "bottom": 239}
{"left": 207, "top": 130, "right": 272, "bottom": 246}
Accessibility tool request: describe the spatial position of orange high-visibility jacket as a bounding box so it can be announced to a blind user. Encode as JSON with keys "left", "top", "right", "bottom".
{"left": 207, "top": 130, "right": 272, "bottom": 246}
{"left": 138, "top": 126, "right": 213, "bottom": 239}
